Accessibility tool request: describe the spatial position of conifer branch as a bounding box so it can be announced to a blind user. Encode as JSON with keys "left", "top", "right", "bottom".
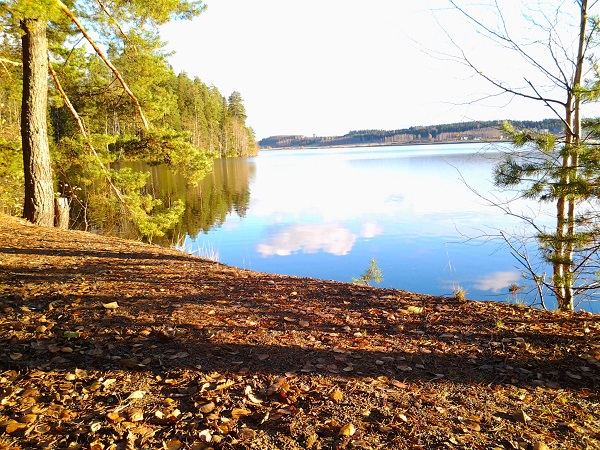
{"left": 48, "top": 55, "right": 129, "bottom": 206}
{"left": 0, "top": 56, "right": 22, "bottom": 66}
{"left": 54, "top": 0, "right": 150, "bottom": 129}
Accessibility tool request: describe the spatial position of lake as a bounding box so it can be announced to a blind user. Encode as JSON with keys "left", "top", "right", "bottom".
{"left": 123, "top": 142, "right": 600, "bottom": 312}
{"left": 172, "top": 142, "right": 566, "bottom": 308}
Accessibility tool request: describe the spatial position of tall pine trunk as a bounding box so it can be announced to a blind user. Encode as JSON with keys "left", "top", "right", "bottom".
{"left": 553, "top": 0, "right": 587, "bottom": 311}
{"left": 21, "top": 18, "right": 54, "bottom": 227}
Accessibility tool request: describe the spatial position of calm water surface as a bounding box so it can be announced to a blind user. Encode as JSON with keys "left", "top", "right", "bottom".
{"left": 182, "top": 143, "right": 566, "bottom": 307}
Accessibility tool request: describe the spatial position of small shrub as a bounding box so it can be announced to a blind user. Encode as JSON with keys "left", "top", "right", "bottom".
{"left": 453, "top": 285, "right": 467, "bottom": 302}
{"left": 352, "top": 258, "right": 383, "bottom": 286}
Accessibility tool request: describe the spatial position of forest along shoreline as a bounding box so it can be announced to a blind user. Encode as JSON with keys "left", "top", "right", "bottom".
{"left": 0, "top": 213, "right": 598, "bottom": 449}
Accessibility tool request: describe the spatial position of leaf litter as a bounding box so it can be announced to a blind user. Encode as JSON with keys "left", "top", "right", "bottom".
{"left": 0, "top": 214, "right": 599, "bottom": 449}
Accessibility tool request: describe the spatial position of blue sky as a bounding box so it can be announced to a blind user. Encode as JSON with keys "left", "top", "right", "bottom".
{"left": 160, "top": 1, "right": 598, "bottom": 139}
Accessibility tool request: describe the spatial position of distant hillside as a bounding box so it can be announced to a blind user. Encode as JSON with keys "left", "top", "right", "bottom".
{"left": 259, "top": 119, "right": 564, "bottom": 149}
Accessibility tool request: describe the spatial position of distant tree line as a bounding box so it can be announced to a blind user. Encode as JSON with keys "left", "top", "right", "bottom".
{"left": 259, "top": 119, "right": 563, "bottom": 149}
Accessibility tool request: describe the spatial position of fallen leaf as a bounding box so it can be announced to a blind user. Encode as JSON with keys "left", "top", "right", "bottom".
{"left": 106, "top": 412, "right": 121, "bottom": 423}
{"left": 4, "top": 420, "right": 27, "bottom": 434}
{"left": 245, "top": 386, "right": 263, "bottom": 404}
{"left": 231, "top": 408, "right": 252, "bottom": 419}
{"left": 199, "top": 402, "right": 215, "bottom": 413}
{"left": 164, "top": 440, "right": 182, "bottom": 450}
{"left": 339, "top": 423, "right": 357, "bottom": 436}
{"left": 306, "top": 432, "right": 319, "bottom": 448}
{"left": 512, "top": 410, "right": 531, "bottom": 424}
{"left": 102, "top": 301, "right": 119, "bottom": 310}
{"left": 389, "top": 380, "right": 408, "bottom": 389}
{"left": 330, "top": 389, "right": 344, "bottom": 402}
{"left": 237, "top": 428, "right": 256, "bottom": 440}
{"left": 20, "top": 414, "right": 37, "bottom": 424}
{"left": 129, "top": 408, "right": 144, "bottom": 422}
{"left": 9, "top": 353, "right": 22, "bottom": 360}
{"left": 198, "top": 429, "right": 212, "bottom": 443}
{"left": 215, "top": 379, "right": 235, "bottom": 391}
{"left": 394, "top": 413, "right": 408, "bottom": 423}
{"left": 126, "top": 390, "right": 146, "bottom": 400}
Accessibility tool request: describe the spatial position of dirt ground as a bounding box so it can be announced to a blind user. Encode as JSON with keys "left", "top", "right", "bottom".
{"left": 0, "top": 214, "right": 598, "bottom": 450}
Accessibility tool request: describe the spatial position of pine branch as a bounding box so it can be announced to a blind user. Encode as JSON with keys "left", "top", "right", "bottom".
{"left": 54, "top": 0, "right": 149, "bottom": 130}
{"left": 48, "top": 55, "right": 129, "bottom": 207}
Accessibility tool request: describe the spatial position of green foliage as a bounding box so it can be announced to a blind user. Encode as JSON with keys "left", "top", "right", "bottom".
{"left": 352, "top": 258, "right": 384, "bottom": 286}
{"left": 1, "top": 0, "right": 256, "bottom": 244}
{"left": 0, "top": 140, "right": 24, "bottom": 216}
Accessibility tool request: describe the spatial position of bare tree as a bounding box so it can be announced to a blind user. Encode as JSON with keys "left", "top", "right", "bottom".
{"left": 445, "top": 0, "right": 599, "bottom": 311}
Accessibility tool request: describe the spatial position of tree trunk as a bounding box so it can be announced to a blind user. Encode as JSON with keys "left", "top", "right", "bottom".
{"left": 21, "top": 18, "right": 54, "bottom": 227}
{"left": 54, "top": 197, "right": 70, "bottom": 229}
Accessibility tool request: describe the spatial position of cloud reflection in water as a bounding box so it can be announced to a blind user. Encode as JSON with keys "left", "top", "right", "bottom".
{"left": 256, "top": 222, "right": 384, "bottom": 256}
{"left": 474, "top": 271, "right": 522, "bottom": 293}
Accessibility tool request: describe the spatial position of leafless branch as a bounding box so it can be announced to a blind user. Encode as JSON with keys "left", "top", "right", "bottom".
{"left": 500, "top": 231, "right": 548, "bottom": 309}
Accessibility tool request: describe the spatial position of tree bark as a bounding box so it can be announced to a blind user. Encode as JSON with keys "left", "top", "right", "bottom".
{"left": 54, "top": 197, "right": 70, "bottom": 229}
{"left": 21, "top": 18, "right": 54, "bottom": 227}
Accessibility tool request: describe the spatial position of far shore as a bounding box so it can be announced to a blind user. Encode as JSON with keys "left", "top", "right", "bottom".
{"left": 258, "top": 138, "right": 507, "bottom": 151}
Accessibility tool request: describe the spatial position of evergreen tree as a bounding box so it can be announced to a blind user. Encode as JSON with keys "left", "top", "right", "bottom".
{"left": 2, "top": 0, "right": 206, "bottom": 227}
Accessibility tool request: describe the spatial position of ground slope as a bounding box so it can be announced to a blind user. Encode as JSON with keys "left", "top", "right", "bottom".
{"left": 0, "top": 214, "right": 598, "bottom": 449}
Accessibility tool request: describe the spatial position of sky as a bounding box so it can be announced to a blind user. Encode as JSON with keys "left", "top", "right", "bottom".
{"left": 160, "top": 0, "right": 596, "bottom": 140}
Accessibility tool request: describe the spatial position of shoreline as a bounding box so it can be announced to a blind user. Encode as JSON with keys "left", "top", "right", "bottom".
{"left": 258, "top": 139, "right": 507, "bottom": 151}
{"left": 0, "top": 214, "right": 598, "bottom": 449}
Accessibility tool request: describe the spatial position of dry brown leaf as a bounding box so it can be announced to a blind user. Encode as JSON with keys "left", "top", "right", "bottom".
{"left": 20, "top": 414, "right": 37, "bottom": 424}
{"left": 198, "top": 429, "right": 212, "bottom": 443}
{"left": 389, "top": 380, "right": 408, "bottom": 389}
{"left": 199, "top": 402, "right": 215, "bottom": 413}
{"left": 238, "top": 428, "right": 256, "bottom": 440}
{"left": 339, "top": 423, "right": 357, "bottom": 436}
{"left": 231, "top": 408, "right": 252, "bottom": 419}
{"left": 330, "top": 389, "right": 344, "bottom": 402}
{"left": 129, "top": 408, "right": 144, "bottom": 422}
{"left": 394, "top": 413, "right": 408, "bottom": 423}
{"left": 512, "top": 410, "right": 531, "bottom": 424}
{"left": 215, "top": 379, "right": 235, "bottom": 391}
{"left": 164, "top": 440, "right": 182, "bottom": 450}
{"left": 306, "top": 432, "right": 319, "bottom": 448}
{"left": 4, "top": 420, "right": 27, "bottom": 434}
{"left": 126, "top": 390, "right": 146, "bottom": 400}
{"left": 245, "top": 386, "right": 263, "bottom": 404}
{"left": 106, "top": 412, "right": 121, "bottom": 423}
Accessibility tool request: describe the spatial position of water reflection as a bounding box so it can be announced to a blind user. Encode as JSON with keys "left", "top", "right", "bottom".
{"left": 256, "top": 221, "right": 385, "bottom": 257}
{"left": 474, "top": 271, "right": 523, "bottom": 293}
{"left": 115, "top": 158, "right": 255, "bottom": 246}
{"left": 121, "top": 144, "right": 567, "bottom": 308}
